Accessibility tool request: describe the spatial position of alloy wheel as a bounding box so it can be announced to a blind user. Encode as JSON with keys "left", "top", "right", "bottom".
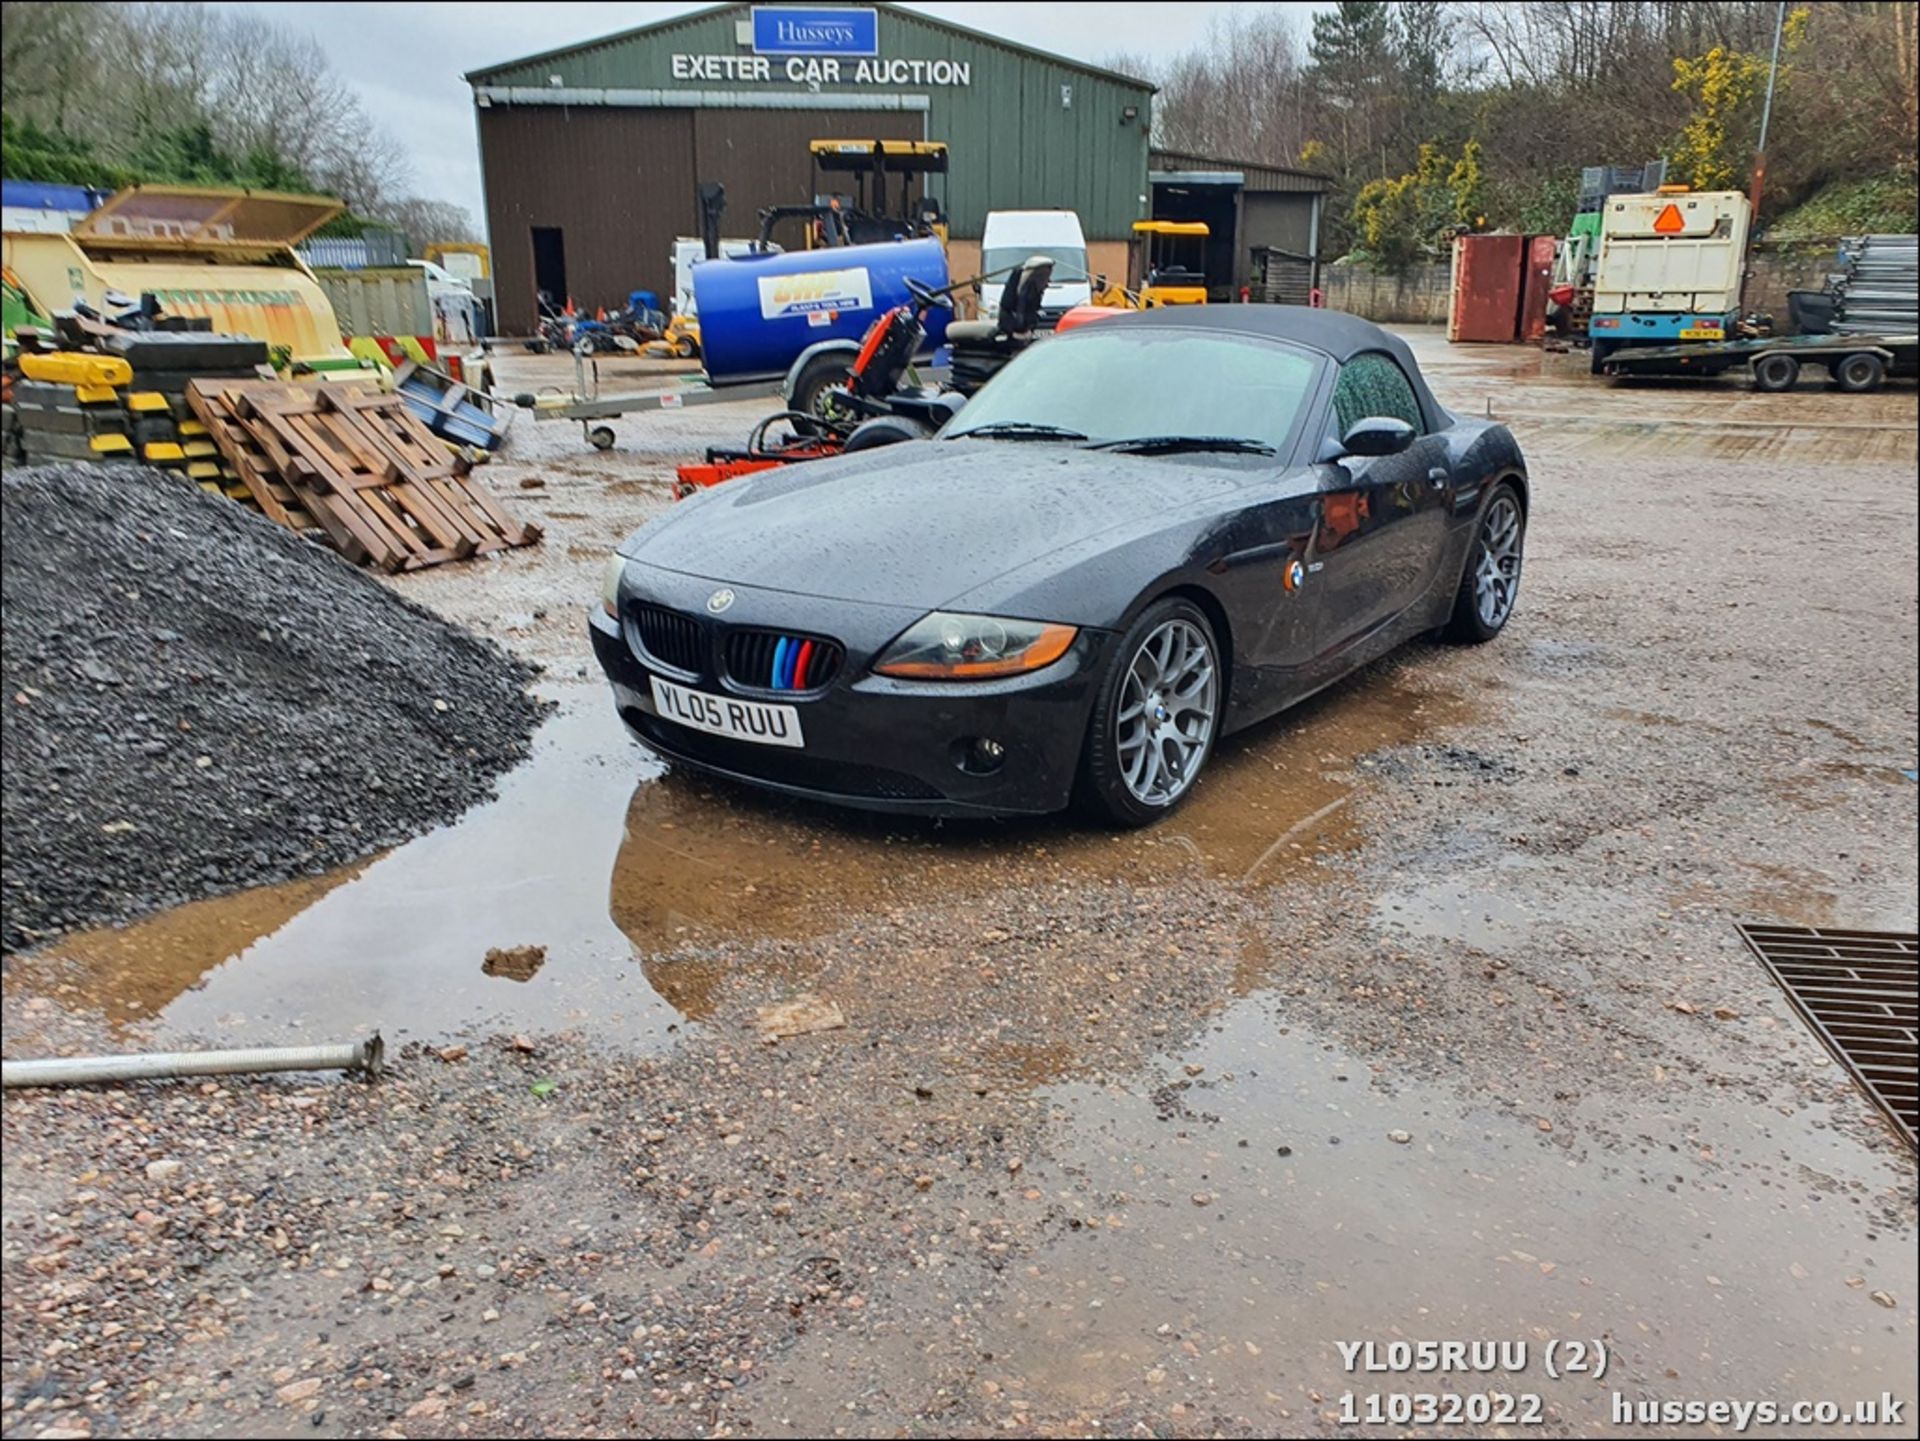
{"left": 1473, "top": 494, "right": 1522, "bottom": 630}
{"left": 1115, "top": 618, "right": 1218, "bottom": 806}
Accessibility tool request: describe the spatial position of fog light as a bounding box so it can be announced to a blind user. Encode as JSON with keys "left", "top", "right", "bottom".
{"left": 954, "top": 736, "right": 1006, "bottom": 775}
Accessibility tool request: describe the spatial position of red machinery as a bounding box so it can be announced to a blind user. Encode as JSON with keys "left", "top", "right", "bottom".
{"left": 673, "top": 258, "right": 1089, "bottom": 497}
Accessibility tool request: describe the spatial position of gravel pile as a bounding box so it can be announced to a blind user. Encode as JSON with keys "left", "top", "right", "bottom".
{"left": 1, "top": 464, "right": 547, "bottom": 952}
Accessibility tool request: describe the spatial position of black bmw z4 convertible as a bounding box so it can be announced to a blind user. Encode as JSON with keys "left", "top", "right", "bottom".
{"left": 590, "top": 306, "right": 1528, "bottom": 826}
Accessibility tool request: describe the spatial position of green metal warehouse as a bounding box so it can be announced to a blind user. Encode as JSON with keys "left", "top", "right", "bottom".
{"left": 466, "top": 2, "right": 1158, "bottom": 334}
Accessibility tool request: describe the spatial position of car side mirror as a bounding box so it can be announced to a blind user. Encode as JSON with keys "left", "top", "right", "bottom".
{"left": 1338, "top": 416, "right": 1416, "bottom": 457}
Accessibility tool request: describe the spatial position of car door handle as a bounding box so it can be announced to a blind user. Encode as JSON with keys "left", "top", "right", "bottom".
{"left": 1427, "top": 466, "right": 1450, "bottom": 487}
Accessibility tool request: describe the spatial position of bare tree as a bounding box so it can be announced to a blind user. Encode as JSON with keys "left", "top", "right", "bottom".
{"left": 377, "top": 197, "right": 481, "bottom": 250}
{"left": 1, "top": 0, "right": 110, "bottom": 129}
{"left": 1, "top": 0, "right": 419, "bottom": 213}
{"left": 1108, "top": 8, "right": 1314, "bottom": 166}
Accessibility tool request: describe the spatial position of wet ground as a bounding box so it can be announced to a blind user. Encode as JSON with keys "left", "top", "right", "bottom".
{"left": 11, "top": 667, "right": 1466, "bottom": 1050}
{"left": 3, "top": 328, "right": 1915, "bottom": 1438}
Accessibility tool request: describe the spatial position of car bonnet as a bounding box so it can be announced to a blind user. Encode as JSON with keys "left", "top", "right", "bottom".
{"left": 623, "top": 440, "right": 1249, "bottom": 610}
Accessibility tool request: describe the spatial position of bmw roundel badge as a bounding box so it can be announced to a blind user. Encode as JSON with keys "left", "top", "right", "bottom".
{"left": 1284, "top": 559, "right": 1306, "bottom": 593}
{"left": 706, "top": 588, "right": 736, "bottom": 614}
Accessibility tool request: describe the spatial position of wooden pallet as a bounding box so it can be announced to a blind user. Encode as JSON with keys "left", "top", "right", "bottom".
{"left": 185, "top": 381, "right": 321, "bottom": 532}
{"left": 186, "top": 379, "right": 540, "bottom": 571}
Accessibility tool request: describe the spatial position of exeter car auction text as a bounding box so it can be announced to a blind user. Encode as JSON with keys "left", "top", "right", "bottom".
{"left": 670, "top": 53, "right": 971, "bottom": 85}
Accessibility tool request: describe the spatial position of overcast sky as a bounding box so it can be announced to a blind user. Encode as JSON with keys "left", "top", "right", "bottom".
{"left": 207, "top": 2, "right": 1324, "bottom": 218}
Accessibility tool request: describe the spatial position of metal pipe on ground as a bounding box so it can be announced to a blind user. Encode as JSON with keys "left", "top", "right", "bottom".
{"left": 2, "top": 1034, "right": 383, "bottom": 1090}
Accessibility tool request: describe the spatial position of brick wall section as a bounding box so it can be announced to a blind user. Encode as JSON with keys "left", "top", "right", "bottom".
{"left": 1320, "top": 239, "right": 1845, "bottom": 333}
{"left": 1743, "top": 240, "right": 1842, "bottom": 330}
{"left": 1320, "top": 263, "right": 1452, "bottom": 325}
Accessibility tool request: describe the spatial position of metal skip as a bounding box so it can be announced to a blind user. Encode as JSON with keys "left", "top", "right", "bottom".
{"left": 2, "top": 1034, "right": 384, "bottom": 1090}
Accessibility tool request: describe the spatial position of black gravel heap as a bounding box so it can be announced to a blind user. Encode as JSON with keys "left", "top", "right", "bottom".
{"left": 1, "top": 464, "right": 547, "bottom": 953}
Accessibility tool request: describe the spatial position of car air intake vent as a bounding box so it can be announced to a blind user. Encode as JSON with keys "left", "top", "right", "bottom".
{"left": 725, "top": 629, "right": 844, "bottom": 692}
{"left": 629, "top": 603, "right": 705, "bottom": 676}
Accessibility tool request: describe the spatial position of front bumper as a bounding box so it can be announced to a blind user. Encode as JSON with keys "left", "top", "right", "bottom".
{"left": 588, "top": 569, "right": 1107, "bottom": 817}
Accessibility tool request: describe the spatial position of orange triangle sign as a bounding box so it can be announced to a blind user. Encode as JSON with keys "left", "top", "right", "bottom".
{"left": 1653, "top": 203, "right": 1686, "bottom": 234}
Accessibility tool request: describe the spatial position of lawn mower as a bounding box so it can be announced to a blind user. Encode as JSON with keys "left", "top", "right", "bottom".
{"left": 672, "top": 257, "right": 1087, "bottom": 498}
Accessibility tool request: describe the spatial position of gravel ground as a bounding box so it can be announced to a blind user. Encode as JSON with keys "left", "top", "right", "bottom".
{"left": 3, "top": 342, "right": 1914, "bottom": 1439}
{"left": 0, "top": 465, "right": 546, "bottom": 954}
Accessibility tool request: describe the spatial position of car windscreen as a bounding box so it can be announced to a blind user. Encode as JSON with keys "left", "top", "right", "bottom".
{"left": 947, "top": 328, "right": 1322, "bottom": 453}
{"left": 983, "top": 245, "right": 1090, "bottom": 287}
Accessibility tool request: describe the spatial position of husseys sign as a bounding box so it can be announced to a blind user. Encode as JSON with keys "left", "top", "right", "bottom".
{"left": 671, "top": 7, "right": 973, "bottom": 87}
{"left": 751, "top": 7, "right": 876, "bottom": 56}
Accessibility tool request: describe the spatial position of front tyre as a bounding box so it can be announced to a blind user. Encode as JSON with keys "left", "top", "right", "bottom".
{"left": 787, "top": 351, "right": 853, "bottom": 437}
{"left": 843, "top": 414, "right": 932, "bottom": 451}
{"left": 1075, "top": 598, "right": 1221, "bottom": 827}
{"left": 1443, "top": 482, "right": 1525, "bottom": 644}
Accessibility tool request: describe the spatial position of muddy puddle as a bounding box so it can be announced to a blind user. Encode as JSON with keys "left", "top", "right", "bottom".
{"left": 20, "top": 662, "right": 1474, "bottom": 1047}
{"left": 1373, "top": 871, "right": 1540, "bottom": 949}
{"left": 762, "top": 997, "right": 1920, "bottom": 1434}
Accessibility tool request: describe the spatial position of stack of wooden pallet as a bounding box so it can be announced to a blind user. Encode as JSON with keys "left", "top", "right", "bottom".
{"left": 186, "top": 379, "right": 540, "bottom": 572}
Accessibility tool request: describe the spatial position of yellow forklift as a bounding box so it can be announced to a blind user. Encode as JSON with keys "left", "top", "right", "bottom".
{"left": 808, "top": 140, "right": 949, "bottom": 246}
{"left": 1130, "top": 220, "right": 1209, "bottom": 306}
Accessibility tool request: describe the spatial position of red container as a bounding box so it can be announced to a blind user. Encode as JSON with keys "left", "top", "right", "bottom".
{"left": 1519, "top": 234, "right": 1558, "bottom": 344}
{"left": 1448, "top": 234, "right": 1526, "bottom": 343}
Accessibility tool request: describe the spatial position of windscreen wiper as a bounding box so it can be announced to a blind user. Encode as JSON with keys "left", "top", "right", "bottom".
{"left": 950, "top": 421, "right": 1090, "bottom": 442}
{"left": 1087, "top": 434, "right": 1277, "bottom": 455}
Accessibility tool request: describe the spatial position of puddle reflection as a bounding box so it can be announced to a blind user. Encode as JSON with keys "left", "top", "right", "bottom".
{"left": 21, "top": 661, "right": 1473, "bottom": 1046}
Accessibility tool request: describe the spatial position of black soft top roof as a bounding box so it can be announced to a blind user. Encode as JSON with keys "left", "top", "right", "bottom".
{"left": 1095, "top": 304, "right": 1453, "bottom": 430}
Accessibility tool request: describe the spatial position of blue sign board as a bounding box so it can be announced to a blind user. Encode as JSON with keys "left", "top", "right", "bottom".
{"left": 750, "top": 7, "right": 878, "bottom": 57}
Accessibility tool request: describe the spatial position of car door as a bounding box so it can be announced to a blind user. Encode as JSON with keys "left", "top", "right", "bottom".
{"left": 1202, "top": 471, "right": 1324, "bottom": 699}
{"left": 1313, "top": 351, "right": 1453, "bottom": 656}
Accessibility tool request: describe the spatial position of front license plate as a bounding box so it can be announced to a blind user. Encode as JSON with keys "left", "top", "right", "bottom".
{"left": 650, "top": 676, "right": 804, "bottom": 748}
{"left": 1679, "top": 327, "right": 1725, "bottom": 340}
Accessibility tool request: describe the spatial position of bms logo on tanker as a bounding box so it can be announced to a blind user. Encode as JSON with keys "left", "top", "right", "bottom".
{"left": 757, "top": 268, "right": 874, "bottom": 321}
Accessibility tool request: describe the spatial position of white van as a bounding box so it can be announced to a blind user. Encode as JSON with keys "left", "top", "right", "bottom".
{"left": 980, "top": 210, "right": 1091, "bottom": 319}
{"left": 405, "top": 258, "right": 478, "bottom": 343}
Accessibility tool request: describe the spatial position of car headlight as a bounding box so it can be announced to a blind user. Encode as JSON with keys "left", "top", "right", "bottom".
{"left": 873, "top": 611, "right": 1077, "bottom": 680}
{"left": 601, "top": 554, "right": 627, "bottom": 616}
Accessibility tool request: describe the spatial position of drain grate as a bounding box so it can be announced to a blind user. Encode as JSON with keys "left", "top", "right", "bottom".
{"left": 1737, "top": 923, "right": 1918, "bottom": 1151}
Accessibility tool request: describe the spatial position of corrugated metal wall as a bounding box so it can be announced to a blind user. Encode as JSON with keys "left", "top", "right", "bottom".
{"left": 480, "top": 104, "right": 921, "bottom": 334}
{"left": 1150, "top": 149, "right": 1332, "bottom": 196}
{"left": 311, "top": 268, "right": 434, "bottom": 337}
{"left": 470, "top": 3, "right": 1154, "bottom": 250}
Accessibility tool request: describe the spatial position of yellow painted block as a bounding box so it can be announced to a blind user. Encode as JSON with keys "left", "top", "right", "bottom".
{"left": 75, "top": 383, "right": 121, "bottom": 406}
{"left": 198, "top": 480, "right": 225, "bottom": 494}
{"left": 187, "top": 460, "right": 222, "bottom": 479}
{"left": 183, "top": 439, "right": 217, "bottom": 459}
{"left": 127, "top": 391, "right": 172, "bottom": 414}
{"left": 178, "top": 419, "right": 209, "bottom": 438}
{"left": 90, "top": 434, "right": 135, "bottom": 455}
{"left": 20, "top": 352, "right": 134, "bottom": 387}
{"left": 143, "top": 441, "right": 186, "bottom": 462}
